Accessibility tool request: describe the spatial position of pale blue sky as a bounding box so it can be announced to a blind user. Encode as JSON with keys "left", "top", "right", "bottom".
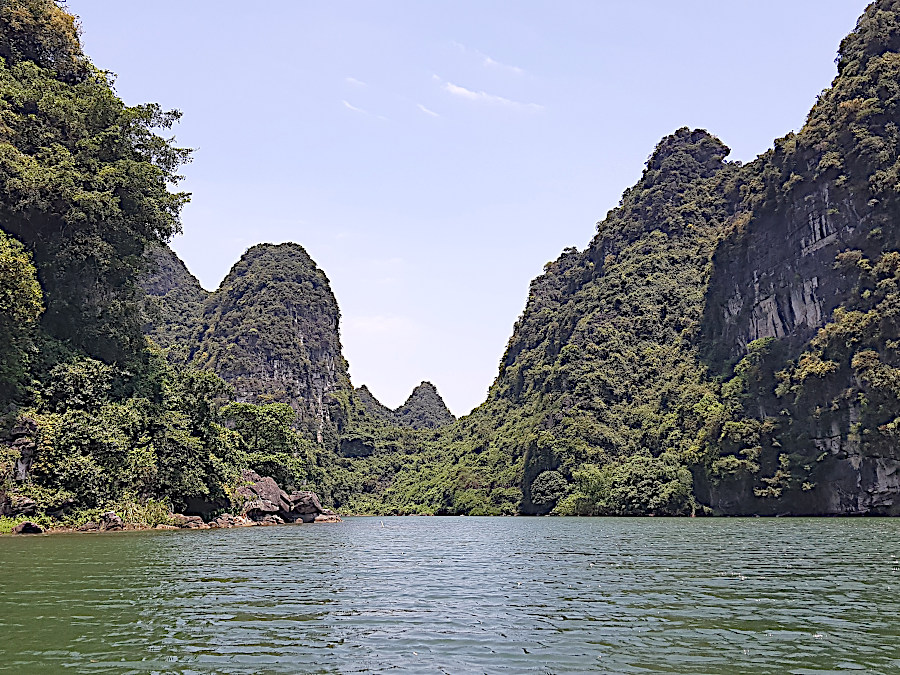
{"left": 69, "top": 1, "right": 869, "bottom": 415}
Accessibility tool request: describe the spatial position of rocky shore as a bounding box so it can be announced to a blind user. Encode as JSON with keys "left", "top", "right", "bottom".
{"left": 3, "top": 470, "right": 341, "bottom": 535}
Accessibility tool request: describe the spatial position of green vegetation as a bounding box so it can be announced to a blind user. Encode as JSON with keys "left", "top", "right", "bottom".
{"left": 319, "top": 1, "right": 900, "bottom": 516}
{"left": 3, "top": 0, "right": 900, "bottom": 522}
{"left": 0, "top": 0, "right": 340, "bottom": 527}
{"left": 394, "top": 382, "right": 456, "bottom": 429}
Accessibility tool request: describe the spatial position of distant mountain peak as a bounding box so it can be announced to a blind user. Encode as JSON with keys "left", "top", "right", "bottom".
{"left": 395, "top": 381, "right": 455, "bottom": 430}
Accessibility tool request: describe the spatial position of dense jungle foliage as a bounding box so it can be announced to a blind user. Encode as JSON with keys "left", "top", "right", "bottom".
{"left": 324, "top": 0, "right": 900, "bottom": 516}
{"left": 2, "top": 0, "right": 899, "bottom": 522}
{"left": 0, "top": 0, "right": 341, "bottom": 525}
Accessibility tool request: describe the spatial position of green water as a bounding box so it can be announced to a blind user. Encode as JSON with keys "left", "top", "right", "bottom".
{"left": 0, "top": 517, "right": 898, "bottom": 674}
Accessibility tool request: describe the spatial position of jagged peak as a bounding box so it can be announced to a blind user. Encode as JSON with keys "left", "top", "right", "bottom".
{"left": 394, "top": 381, "right": 455, "bottom": 430}
{"left": 836, "top": 0, "right": 900, "bottom": 77}
{"left": 644, "top": 127, "right": 730, "bottom": 180}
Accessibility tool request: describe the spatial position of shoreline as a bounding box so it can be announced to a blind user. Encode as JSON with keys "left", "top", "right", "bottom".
{"left": 2, "top": 517, "right": 344, "bottom": 536}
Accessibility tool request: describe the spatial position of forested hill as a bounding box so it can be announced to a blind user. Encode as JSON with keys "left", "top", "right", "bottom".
{"left": 395, "top": 382, "right": 456, "bottom": 429}
{"left": 355, "top": 382, "right": 455, "bottom": 430}
{"left": 188, "top": 243, "right": 349, "bottom": 446}
{"left": 141, "top": 243, "right": 207, "bottom": 363}
{"left": 3, "top": 0, "right": 900, "bottom": 523}
{"left": 140, "top": 242, "right": 457, "bottom": 446}
{"left": 436, "top": 0, "right": 900, "bottom": 517}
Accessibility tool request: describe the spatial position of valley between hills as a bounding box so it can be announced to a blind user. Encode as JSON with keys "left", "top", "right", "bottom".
{"left": 2, "top": 0, "right": 900, "bottom": 531}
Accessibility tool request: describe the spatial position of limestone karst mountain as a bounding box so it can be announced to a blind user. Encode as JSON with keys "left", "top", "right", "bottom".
{"left": 141, "top": 0, "right": 900, "bottom": 516}
{"left": 141, "top": 243, "right": 456, "bottom": 448}
{"left": 356, "top": 383, "right": 456, "bottom": 430}
{"left": 5, "top": 0, "right": 899, "bottom": 520}
{"left": 394, "top": 382, "right": 456, "bottom": 430}
{"left": 450, "top": 0, "right": 900, "bottom": 516}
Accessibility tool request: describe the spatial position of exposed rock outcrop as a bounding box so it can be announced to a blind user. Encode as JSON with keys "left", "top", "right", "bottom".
{"left": 0, "top": 494, "right": 36, "bottom": 517}
{"left": 2, "top": 417, "right": 38, "bottom": 482}
{"left": 12, "top": 521, "right": 42, "bottom": 534}
{"left": 99, "top": 511, "right": 124, "bottom": 531}
{"left": 189, "top": 244, "right": 350, "bottom": 447}
{"left": 171, "top": 514, "right": 208, "bottom": 529}
{"left": 237, "top": 470, "right": 340, "bottom": 523}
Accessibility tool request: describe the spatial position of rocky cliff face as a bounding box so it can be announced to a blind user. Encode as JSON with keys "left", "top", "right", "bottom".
{"left": 695, "top": 1, "right": 900, "bottom": 514}
{"left": 190, "top": 243, "right": 350, "bottom": 446}
{"left": 460, "top": 0, "right": 900, "bottom": 516}
{"left": 141, "top": 243, "right": 208, "bottom": 361}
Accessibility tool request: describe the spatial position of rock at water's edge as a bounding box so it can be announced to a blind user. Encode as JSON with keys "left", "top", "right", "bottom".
{"left": 100, "top": 511, "right": 124, "bottom": 531}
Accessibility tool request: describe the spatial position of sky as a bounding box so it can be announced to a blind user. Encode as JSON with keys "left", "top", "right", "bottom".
{"left": 68, "top": 0, "right": 870, "bottom": 416}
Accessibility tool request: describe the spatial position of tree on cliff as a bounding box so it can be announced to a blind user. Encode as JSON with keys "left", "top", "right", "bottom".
{"left": 0, "top": 0, "right": 190, "bottom": 363}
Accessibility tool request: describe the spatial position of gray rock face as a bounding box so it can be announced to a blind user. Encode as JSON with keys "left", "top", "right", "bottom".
{"left": 0, "top": 494, "right": 37, "bottom": 517}
{"left": 99, "top": 511, "right": 124, "bottom": 531}
{"left": 702, "top": 177, "right": 900, "bottom": 514}
{"left": 208, "top": 513, "right": 254, "bottom": 528}
{"left": 2, "top": 417, "right": 38, "bottom": 482}
{"left": 237, "top": 469, "right": 338, "bottom": 523}
{"left": 171, "top": 514, "right": 208, "bottom": 529}
{"left": 707, "top": 182, "right": 868, "bottom": 357}
{"left": 12, "top": 521, "right": 43, "bottom": 534}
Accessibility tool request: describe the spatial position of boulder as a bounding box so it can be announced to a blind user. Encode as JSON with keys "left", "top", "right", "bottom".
{"left": 99, "top": 511, "right": 124, "bottom": 531}
{"left": 259, "top": 514, "right": 284, "bottom": 526}
{"left": 237, "top": 470, "right": 339, "bottom": 523}
{"left": 12, "top": 521, "right": 43, "bottom": 534}
{"left": 313, "top": 513, "right": 342, "bottom": 523}
{"left": 287, "top": 490, "right": 325, "bottom": 515}
{"left": 171, "top": 513, "right": 208, "bottom": 529}
{"left": 77, "top": 521, "right": 100, "bottom": 532}
{"left": 5, "top": 495, "right": 37, "bottom": 517}
{"left": 209, "top": 513, "right": 253, "bottom": 528}
{"left": 154, "top": 524, "right": 179, "bottom": 530}
{"left": 241, "top": 498, "right": 281, "bottom": 521}
{"left": 237, "top": 470, "right": 292, "bottom": 514}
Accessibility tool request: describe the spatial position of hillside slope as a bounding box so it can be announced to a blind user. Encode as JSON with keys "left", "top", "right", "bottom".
{"left": 445, "top": 0, "right": 900, "bottom": 516}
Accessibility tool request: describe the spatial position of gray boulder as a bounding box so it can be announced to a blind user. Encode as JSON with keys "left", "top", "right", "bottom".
{"left": 209, "top": 513, "right": 253, "bottom": 528}
{"left": 99, "top": 511, "right": 124, "bottom": 531}
{"left": 1, "top": 494, "right": 37, "bottom": 517}
{"left": 12, "top": 521, "right": 43, "bottom": 534}
{"left": 237, "top": 470, "right": 339, "bottom": 523}
{"left": 171, "top": 513, "right": 208, "bottom": 529}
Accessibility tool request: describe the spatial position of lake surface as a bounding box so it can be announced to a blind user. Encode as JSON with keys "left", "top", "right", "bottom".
{"left": 0, "top": 517, "right": 898, "bottom": 674}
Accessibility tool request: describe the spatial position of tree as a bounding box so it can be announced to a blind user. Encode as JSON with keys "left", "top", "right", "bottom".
{"left": 0, "top": 229, "right": 42, "bottom": 399}
{"left": 0, "top": 0, "right": 191, "bottom": 363}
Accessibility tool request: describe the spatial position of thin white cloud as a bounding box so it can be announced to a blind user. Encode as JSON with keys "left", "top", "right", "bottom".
{"left": 417, "top": 103, "right": 440, "bottom": 117}
{"left": 451, "top": 41, "right": 526, "bottom": 76}
{"left": 345, "top": 76, "right": 367, "bottom": 87}
{"left": 483, "top": 56, "right": 524, "bottom": 76}
{"left": 442, "top": 82, "right": 542, "bottom": 110}
{"left": 342, "top": 100, "right": 367, "bottom": 114}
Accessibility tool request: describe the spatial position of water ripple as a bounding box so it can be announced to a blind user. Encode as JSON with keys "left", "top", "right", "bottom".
{"left": 0, "top": 518, "right": 898, "bottom": 673}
